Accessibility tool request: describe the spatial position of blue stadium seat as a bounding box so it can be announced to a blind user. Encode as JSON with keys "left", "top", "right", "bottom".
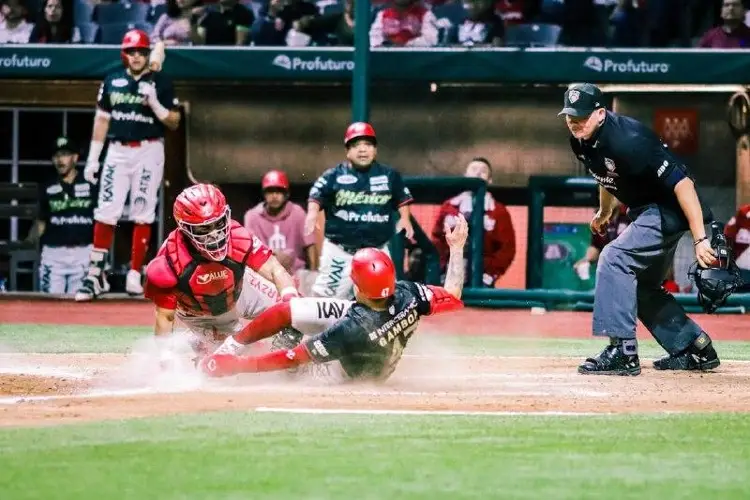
{"left": 74, "top": 0, "right": 94, "bottom": 24}
{"left": 432, "top": 2, "right": 467, "bottom": 46}
{"left": 77, "top": 22, "right": 99, "bottom": 43}
{"left": 504, "top": 23, "right": 562, "bottom": 47}
{"left": 97, "top": 22, "right": 154, "bottom": 44}
{"left": 147, "top": 3, "right": 168, "bottom": 24}
{"left": 94, "top": 2, "right": 151, "bottom": 24}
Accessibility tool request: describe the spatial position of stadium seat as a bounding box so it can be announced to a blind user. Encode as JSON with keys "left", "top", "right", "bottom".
{"left": 504, "top": 23, "right": 562, "bottom": 47}
{"left": 316, "top": 0, "right": 343, "bottom": 15}
{"left": 147, "top": 3, "right": 168, "bottom": 23}
{"left": 77, "top": 22, "right": 99, "bottom": 44}
{"left": 74, "top": 0, "right": 94, "bottom": 24}
{"left": 94, "top": 2, "right": 151, "bottom": 25}
{"left": 432, "top": 2, "right": 467, "bottom": 45}
{"left": 97, "top": 22, "right": 154, "bottom": 44}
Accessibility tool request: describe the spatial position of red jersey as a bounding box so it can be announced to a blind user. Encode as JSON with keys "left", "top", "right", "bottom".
{"left": 370, "top": 4, "right": 438, "bottom": 47}
{"left": 431, "top": 191, "right": 516, "bottom": 284}
{"left": 144, "top": 220, "right": 273, "bottom": 316}
{"left": 725, "top": 204, "right": 750, "bottom": 269}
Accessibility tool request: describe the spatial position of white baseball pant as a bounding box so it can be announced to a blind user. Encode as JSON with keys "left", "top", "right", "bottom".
{"left": 94, "top": 140, "right": 164, "bottom": 225}
{"left": 311, "top": 239, "right": 390, "bottom": 299}
{"left": 39, "top": 245, "right": 92, "bottom": 295}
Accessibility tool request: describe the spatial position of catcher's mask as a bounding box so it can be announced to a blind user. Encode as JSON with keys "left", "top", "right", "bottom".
{"left": 689, "top": 221, "right": 744, "bottom": 313}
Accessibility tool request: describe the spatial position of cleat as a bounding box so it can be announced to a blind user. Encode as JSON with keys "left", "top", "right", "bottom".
{"left": 578, "top": 341, "right": 641, "bottom": 376}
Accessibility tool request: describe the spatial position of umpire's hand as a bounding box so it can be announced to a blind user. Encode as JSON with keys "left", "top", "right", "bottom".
{"left": 590, "top": 208, "right": 613, "bottom": 236}
{"left": 84, "top": 160, "right": 100, "bottom": 184}
{"left": 695, "top": 239, "right": 717, "bottom": 268}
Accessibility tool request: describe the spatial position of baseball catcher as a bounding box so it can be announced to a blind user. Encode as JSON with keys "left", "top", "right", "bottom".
{"left": 198, "top": 214, "right": 469, "bottom": 383}
{"left": 143, "top": 183, "right": 302, "bottom": 366}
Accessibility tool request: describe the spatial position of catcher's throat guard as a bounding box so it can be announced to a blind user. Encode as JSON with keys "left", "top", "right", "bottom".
{"left": 690, "top": 221, "right": 744, "bottom": 313}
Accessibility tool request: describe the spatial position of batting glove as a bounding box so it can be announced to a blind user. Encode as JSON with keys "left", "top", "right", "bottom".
{"left": 83, "top": 160, "right": 100, "bottom": 184}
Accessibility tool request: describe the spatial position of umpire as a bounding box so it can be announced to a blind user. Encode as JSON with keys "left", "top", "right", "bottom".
{"left": 559, "top": 83, "right": 720, "bottom": 376}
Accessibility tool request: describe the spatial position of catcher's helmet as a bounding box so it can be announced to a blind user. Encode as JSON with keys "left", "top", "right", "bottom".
{"left": 351, "top": 248, "right": 396, "bottom": 299}
{"left": 173, "top": 184, "right": 231, "bottom": 261}
{"left": 690, "top": 221, "right": 744, "bottom": 313}
{"left": 120, "top": 29, "right": 150, "bottom": 67}
{"left": 344, "top": 122, "right": 377, "bottom": 147}
{"left": 261, "top": 170, "right": 290, "bottom": 191}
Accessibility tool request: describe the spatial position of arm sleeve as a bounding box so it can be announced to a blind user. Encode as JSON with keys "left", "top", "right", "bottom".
{"left": 244, "top": 234, "right": 274, "bottom": 271}
{"left": 143, "top": 280, "right": 177, "bottom": 309}
{"left": 425, "top": 284, "right": 463, "bottom": 315}
{"left": 618, "top": 135, "right": 688, "bottom": 189}
{"left": 391, "top": 170, "right": 414, "bottom": 208}
{"left": 303, "top": 321, "right": 350, "bottom": 363}
{"left": 96, "top": 81, "right": 112, "bottom": 114}
{"left": 308, "top": 168, "right": 336, "bottom": 207}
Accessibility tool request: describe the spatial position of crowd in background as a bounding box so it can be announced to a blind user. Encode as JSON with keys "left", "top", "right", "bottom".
{"left": 1, "top": 0, "right": 749, "bottom": 48}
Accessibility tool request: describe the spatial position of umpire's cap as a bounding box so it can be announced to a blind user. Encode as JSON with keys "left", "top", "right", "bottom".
{"left": 53, "top": 136, "right": 78, "bottom": 156}
{"left": 558, "top": 83, "right": 605, "bottom": 117}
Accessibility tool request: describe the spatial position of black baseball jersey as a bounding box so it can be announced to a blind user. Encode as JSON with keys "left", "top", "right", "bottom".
{"left": 38, "top": 171, "right": 95, "bottom": 247}
{"left": 304, "top": 280, "right": 434, "bottom": 381}
{"left": 309, "top": 162, "right": 413, "bottom": 249}
{"left": 571, "top": 110, "right": 712, "bottom": 228}
{"left": 96, "top": 69, "right": 177, "bottom": 142}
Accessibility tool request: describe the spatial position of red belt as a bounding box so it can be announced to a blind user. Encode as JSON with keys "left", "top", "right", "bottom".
{"left": 113, "top": 138, "right": 161, "bottom": 147}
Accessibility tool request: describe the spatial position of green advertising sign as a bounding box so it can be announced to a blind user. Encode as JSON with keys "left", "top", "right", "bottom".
{"left": 1, "top": 46, "right": 749, "bottom": 83}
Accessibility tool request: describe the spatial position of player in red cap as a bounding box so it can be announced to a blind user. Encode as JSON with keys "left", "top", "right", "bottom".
{"left": 199, "top": 213, "right": 469, "bottom": 383}
{"left": 76, "top": 29, "right": 180, "bottom": 301}
{"left": 244, "top": 170, "right": 318, "bottom": 296}
{"left": 143, "top": 183, "right": 302, "bottom": 366}
{"left": 303, "top": 122, "right": 414, "bottom": 299}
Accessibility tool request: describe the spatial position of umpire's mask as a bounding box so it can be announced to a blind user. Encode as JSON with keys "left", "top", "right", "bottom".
{"left": 689, "top": 221, "right": 744, "bottom": 313}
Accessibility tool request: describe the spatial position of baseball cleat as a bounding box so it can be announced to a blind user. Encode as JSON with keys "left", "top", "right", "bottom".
{"left": 200, "top": 354, "right": 241, "bottom": 378}
{"left": 271, "top": 327, "right": 305, "bottom": 375}
{"left": 125, "top": 269, "right": 144, "bottom": 296}
{"left": 653, "top": 332, "right": 720, "bottom": 371}
{"left": 74, "top": 274, "right": 110, "bottom": 302}
{"left": 578, "top": 342, "right": 641, "bottom": 376}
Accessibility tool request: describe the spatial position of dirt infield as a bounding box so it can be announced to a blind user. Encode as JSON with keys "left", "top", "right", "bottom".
{"left": 2, "top": 299, "right": 750, "bottom": 428}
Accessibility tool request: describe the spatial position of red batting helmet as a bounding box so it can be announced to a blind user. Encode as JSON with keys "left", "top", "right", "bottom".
{"left": 344, "top": 122, "right": 377, "bottom": 147}
{"left": 173, "top": 184, "right": 231, "bottom": 261}
{"left": 351, "top": 248, "right": 396, "bottom": 299}
{"left": 261, "top": 170, "right": 290, "bottom": 191}
{"left": 120, "top": 29, "right": 150, "bottom": 67}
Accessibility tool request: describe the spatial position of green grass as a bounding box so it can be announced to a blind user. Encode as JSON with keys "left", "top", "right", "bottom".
{"left": 2, "top": 323, "right": 750, "bottom": 360}
{"left": 0, "top": 411, "right": 748, "bottom": 499}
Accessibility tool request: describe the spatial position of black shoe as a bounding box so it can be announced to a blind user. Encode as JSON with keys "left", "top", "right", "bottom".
{"left": 653, "top": 332, "right": 721, "bottom": 371}
{"left": 578, "top": 342, "right": 641, "bottom": 376}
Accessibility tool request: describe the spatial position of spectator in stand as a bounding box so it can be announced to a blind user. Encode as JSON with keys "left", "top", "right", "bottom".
{"left": 244, "top": 170, "right": 318, "bottom": 283}
{"left": 697, "top": 0, "right": 750, "bottom": 48}
{"left": 251, "top": 0, "right": 319, "bottom": 46}
{"left": 0, "top": 0, "right": 33, "bottom": 43}
{"left": 431, "top": 158, "right": 516, "bottom": 287}
{"left": 192, "top": 0, "right": 253, "bottom": 45}
{"left": 293, "top": 0, "right": 355, "bottom": 45}
{"left": 455, "top": 0, "right": 505, "bottom": 46}
{"left": 370, "top": 0, "right": 438, "bottom": 47}
{"left": 152, "top": 0, "right": 204, "bottom": 45}
{"left": 723, "top": 203, "right": 750, "bottom": 289}
{"left": 609, "top": 0, "right": 647, "bottom": 47}
{"left": 495, "top": 0, "right": 528, "bottom": 24}
{"left": 29, "top": 0, "right": 80, "bottom": 43}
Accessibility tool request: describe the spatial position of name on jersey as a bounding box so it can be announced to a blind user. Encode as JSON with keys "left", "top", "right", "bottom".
{"left": 317, "top": 300, "right": 347, "bottom": 319}
{"left": 49, "top": 198, "right": 93, "bottom": 212}
{"left": 335, "top": 190, "right": 392, "bottom": 206}
{"left": 369, "top": 300, "right": 419, "bottom": 347}
{"left": 49, "top": 215, "right": 93, "bottom": 226}
{"left": 334, "top": 210, "right": 390, "bottom": 223}
{"left": 196, "top": 270, "right": 229, "bottom": 285}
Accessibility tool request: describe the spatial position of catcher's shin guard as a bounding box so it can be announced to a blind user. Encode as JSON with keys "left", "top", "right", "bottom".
{"left": 653, "top": 332, "right": 720, "bottom": 371}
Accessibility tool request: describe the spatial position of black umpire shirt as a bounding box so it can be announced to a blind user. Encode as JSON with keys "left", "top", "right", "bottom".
{"left": 570, "top": 110, "right": 713, "bottom": 233}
